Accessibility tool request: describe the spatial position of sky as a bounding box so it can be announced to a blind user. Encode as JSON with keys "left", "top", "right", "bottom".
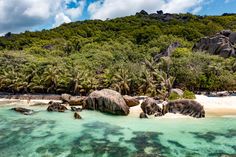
{"left": 0, "top": 0, "right": 235, "bottom": 35}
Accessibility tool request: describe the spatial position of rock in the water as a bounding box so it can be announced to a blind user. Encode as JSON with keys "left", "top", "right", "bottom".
{"left": 139, "top": 112, "right": 148, "bottom": 119}
{"left": 193, "top": 31, "right": 236, "bottom": 58}
{"left": 47, "top": 101, "right": 68, "bottom": 112}
{"left": 123, "top": 95, "right": 140, "bottom": 107}
{"left": 141, "top": 97, "right": 163, "bottom": 116}
{"left": 163, "top": 100, "right": 205, "bottom": 118}
{"left": 61, "top": 94, "right": 86, "bottom": 106}
{"left": 84, "top": 89, "right": 130, "bottom": 115}
{"left": 71, "top": 107, "right": 82, "bottom": 112}
{"left": 11, "top": 107, "right": 34, "bottom": 115}
{"left": 74, "top": 112, "right": 82, "bottom": 119}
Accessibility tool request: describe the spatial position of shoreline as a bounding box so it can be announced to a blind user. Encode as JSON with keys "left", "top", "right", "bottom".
{"left": 1, "top": 94, "right": 236, "bottom": 118}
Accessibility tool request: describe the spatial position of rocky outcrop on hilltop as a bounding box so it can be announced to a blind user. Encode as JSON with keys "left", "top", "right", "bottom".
{"left": 136, "top": 10, "right": 199, "bottom": 22}
{"left": 193, "top": 30, "right": 236, "bottom": 58}
{"left": 84, "top": 89, "right": 130, "bottom": 115}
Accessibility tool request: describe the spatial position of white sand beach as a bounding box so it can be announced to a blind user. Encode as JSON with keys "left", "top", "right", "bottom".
{"left": 129, "top": 95, "right": 236, "bottom": 118}
{"left": 1, "top": 95, "right": 236, "bottom": 118}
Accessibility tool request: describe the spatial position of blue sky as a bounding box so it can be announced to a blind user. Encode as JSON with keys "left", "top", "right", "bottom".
{"left": 0, "top": 0, "right": 235, "bottom": 35}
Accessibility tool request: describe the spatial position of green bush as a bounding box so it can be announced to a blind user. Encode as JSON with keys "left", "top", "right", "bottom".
{"left": 168, "top": 92, "right": 182, "bottom": 100}
{"left": 183, "top": 90, "right": 196, "bottom": 99}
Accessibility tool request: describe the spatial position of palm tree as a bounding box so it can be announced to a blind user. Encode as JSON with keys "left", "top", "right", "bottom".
{"left": 138, "top": 69, "right": 156, "bottom": 96}
{"left": 154, "top": 71, "right": 175, "bottom": 100}
{"left": 111, "top": 68, "right": 131, "bottom": 95}
{"left": 42, "top": 65, "right": 61, "bottom": 93}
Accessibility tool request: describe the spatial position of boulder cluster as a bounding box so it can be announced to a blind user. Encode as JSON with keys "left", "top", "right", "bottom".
{"left": 136, "top": 10, "right": 194, "bottom": 22}
{"left": 140, "top": 98, "right": 205, "bottom": 118}
{"left": 10, "top": 89, "right": 205, "bottom": 119}
{"left": 193, "top": 30, "right": 236, "bottom": 58}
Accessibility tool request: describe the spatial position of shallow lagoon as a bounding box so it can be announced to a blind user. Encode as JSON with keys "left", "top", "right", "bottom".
{"left": 0, "top": 104, "right": 236, "bottom": 157}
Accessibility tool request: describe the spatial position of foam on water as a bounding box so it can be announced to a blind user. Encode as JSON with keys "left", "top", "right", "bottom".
{"left": 0, "top": 104, "right": 236, "bottom": 157}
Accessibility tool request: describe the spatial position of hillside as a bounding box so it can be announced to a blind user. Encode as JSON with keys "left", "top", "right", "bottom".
{"left": 0, "top": 11, "right": 236, "bottom": 96}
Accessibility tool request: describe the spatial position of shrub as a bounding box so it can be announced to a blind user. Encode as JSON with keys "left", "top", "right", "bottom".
{"left": 183, "top": 90, "right": 196, "bottom": 99}
{"left": 168, "top": 92, "right": 182, "bottom": 100}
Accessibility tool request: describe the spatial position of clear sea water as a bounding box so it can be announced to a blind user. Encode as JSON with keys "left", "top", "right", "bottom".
{"left": 0, "top": 104, "right": 236, "bottom": 157}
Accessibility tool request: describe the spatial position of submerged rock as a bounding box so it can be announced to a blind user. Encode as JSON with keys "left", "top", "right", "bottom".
{"left": 139, "top": 112, "right": 148, "bottom": 119}
{"left": 11, "top": 107, "right": 34, "bottom": 115}
{"left": 47, "top": 101, "right": 68, "bottom": 112}
{"left": 141, "top": 97, "right": 163, "bottom": 116}
{"left": 61, "top": 94, "right": 86, "bottom": 106}
{"left": 84, "top": 89, "right": 130, "bottom": 115}
{"left": 163, "top": 100, "right": 205, "bottom": 118}
{"left": 123, "top": 95, "right": 140, "bottom": 107}
{"left": 74, "top": 112, "right": 82, "bottom": 119}
{"left": 71, "top": 107, "right": 82, "bottom": 112}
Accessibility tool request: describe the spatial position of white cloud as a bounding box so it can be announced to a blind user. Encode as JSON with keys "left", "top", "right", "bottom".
{"left": 53, "top": 12, "right": 71, "bottom": 27}
{"left": 161, "top": 0, "right": 204, "bottom": 13}
{"left": 65, "top": 0, "right": 86, "bottom": 20}
{"left": 0, "top": 0, "right": 85, "bottom": 34}
{"left": 88, "top": 0, "right": 207, "bottom": 20}
{"left": 192, "top": 6, "right": 202, "bottom": 14}
{"left": 224, "top": 0, "right": 232, "bottom": 3}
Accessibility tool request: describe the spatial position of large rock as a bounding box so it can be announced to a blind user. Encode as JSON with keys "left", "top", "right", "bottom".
{"left": 47, "top": 101, "right": 68, "bottom": 112}
{"left": 229, "top": 32, "right": 236, "bottom": 43}
{"left": 171, "top": 88, "right": 184, "bottom": 97}
{"left": 163, "top": 100, "right": 205, "bottom": 118}
{"left": 193, "top": 31, "right": 236, "bottom": 58}
{"left": 84, "top": 89, "right": 130, "bottom": 115}
{"left": 123, "top": 95, "right": 140, "bottom": 107}
{"left": 141, "top": 97, "right": 163, "bottom": 116}
{"left": 154, "top": 42, "right": 180, "bottom": 61}
{"left": 11, "top": 107, "right": 34, "bottom": 115}
{"left": 61, "top": 94, "right": 86, "bottom": 106}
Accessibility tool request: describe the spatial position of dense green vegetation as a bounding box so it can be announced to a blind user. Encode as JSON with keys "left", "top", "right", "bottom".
{"left": 0, "top": 12, "right": 236, "bottom": 97}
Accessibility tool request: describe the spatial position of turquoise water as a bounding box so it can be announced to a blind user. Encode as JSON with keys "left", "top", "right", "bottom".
{"left": 0, "top": 104, "right": 236, "bottom": 157}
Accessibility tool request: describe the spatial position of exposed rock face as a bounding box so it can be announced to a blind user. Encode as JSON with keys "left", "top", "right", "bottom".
{"left": 11, "top": 107, "right": 34, "bottom": 115}
{"left": 47, "top": 101, "right": 68, "bottom": 112}
{"left": 154, "top": 42, "right": 180, "bottom": 61}
{"left": 136, "top": 10, "right": 195, "bottom": 22}
{"left": 193, "top": 30, "right": 236, "bottom": 58}
{"left": 123, "top": 95, "right": 140, "bottom": 107}
{"left": 171, "top": 88, "right": 184, "bottom": 97}
{"left": 74, "top": 112, "right": 82, "bottom": 119}
{"left": 163, "top": 100, "right": 205, "bottom": 118}
{"left": 141, "top": 97, "right": 162, "bottom": 116}
{"left": 84, "top": 89, "right": 130, "bottom": 115}
{"left": 139, "top": 112, "right": 148, "bottom": 119}
{"left": 61, "top": 94, "right": 86, "bottom": 106}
